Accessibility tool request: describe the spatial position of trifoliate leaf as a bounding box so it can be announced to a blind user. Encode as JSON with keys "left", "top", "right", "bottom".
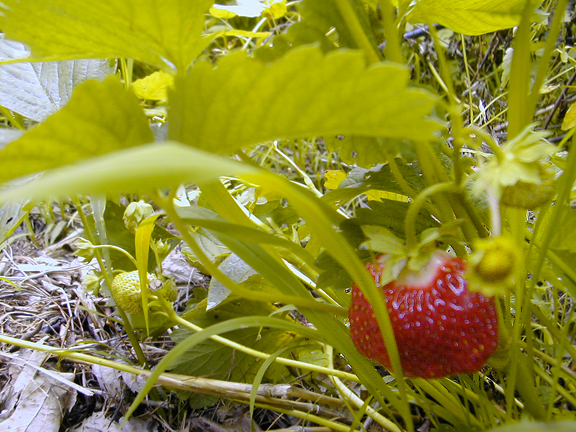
{"left": 407, "top": 0, "right": 542, "bottom": 36}
{"left": 169, "top": 46, "right": 441, "bottom": 154}
{"left": 0, "top": 0, "right": 214, "bottom": 71}
{"left": 0, "top": 37, "right": 116, "bottom": 122}
{"left": 0, "top": 76, "right": 153, "bottom": 184}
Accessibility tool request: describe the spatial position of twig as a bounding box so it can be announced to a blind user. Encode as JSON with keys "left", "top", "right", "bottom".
{"left": 543, "top": 69, "right": 576, "bottom": 129}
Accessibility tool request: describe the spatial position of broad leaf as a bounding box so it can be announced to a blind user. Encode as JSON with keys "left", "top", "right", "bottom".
{"left": 169, "top": 46, "right": 441, "bottom": 154}
{"left": 407, "top": 0, "right": 540, "bottom": 36}
{"left": 0, "top": 37, "right": 115, "bottom": 122}
{"left": 0, "top": 76, "right": 154, "bottom": 184}
{"left": 0, "top": 0, "right": 214, "bottom": 71}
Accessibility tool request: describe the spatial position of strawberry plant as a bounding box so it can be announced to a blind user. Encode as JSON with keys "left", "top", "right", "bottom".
{"left": 0, "top": 0, "right": 574, "bottom": 431}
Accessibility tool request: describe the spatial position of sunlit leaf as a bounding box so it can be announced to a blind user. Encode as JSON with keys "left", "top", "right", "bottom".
{"left": 0, "top": 0, "right": 214, "bottom": 70}
{"left": 324, "top": 170, "right": 347, "bottom": 190}
{"left": 408, "top": 0, "right": 541, "bottom": 36}
{"left": 562, "top": 102, "right": 576, "bottom": 131}
{"left": 131, "top": 71, "right": 174, "bottom": 101}
{"left": 169, "top": 46, "right": 441, "bottom": 154}
{"left": 0, "top": 37, "right": 115, "bottom": 122}
{"left": 0, "top": 76, "right": 153, "bottom": 184}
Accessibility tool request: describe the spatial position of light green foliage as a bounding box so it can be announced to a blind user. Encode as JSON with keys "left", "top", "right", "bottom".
{"left": 0, "top": 0, "right": 214, "bottom": 70}
{"left": 406, "top": 0, "right": 540, "bottom": 36}
{"left": 169, "top": 46, "right": 441, "bottom": 154}
{"left": 0, "top": 37, "right": 115, "bottom": 122}
{"left": 0, "top": 77, "right": 153, "bottom": 184}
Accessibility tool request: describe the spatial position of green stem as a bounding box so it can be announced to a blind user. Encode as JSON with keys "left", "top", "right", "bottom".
{"left": 527, "top": 0, "right": 569, "bottom": 116}
{"left": 380, "top": 0, "right": 403, "bottom": 64}
{"left": 507, "top": 1, "right": 535, "bottom": 137}
{"left": 169, "top": 310, "right": 361, "bottom": 383}
{"left": 387, "top": 154, "right": 419, "bottom": 199}
{"left": 332, "top": 0, "right": 381, "bottom": 64}
{"left": 91, "top": 244, "right": 138, "bottom": 269}
{"left": 73, "top": 198, "right": 147, "bottom": 366}
{"left": 153, "top": 192, "right": 346, "bottom": 316}
{"left": 405, "top": 182, "right": 457, "bottom": 249}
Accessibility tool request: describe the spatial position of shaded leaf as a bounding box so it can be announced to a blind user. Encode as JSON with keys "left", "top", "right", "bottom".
{"left": 169, "top": 46, "right": 441, "bottom": 154}
{"left": 0, "top": 0, "right": 214, "bottom": 71}
{"left": 0, "top": 37, "right": 115, "bottom": 122}
{"left": 0, "top": 76, "right": 154, "bottom": 184}
{"left": 299, "top": 0, "right": 379, "bottom": 50}
{"left": 487, "top": 420, "right": 576, "bottom": 432}
{"left": 208, "top": 254, "right": 257, "bottom": 309}
{"left": 254, "top": 21, "right": 335, "bottom": 63}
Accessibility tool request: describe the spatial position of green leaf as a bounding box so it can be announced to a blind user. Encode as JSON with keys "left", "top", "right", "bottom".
{"left": 0, "top": 37, "right": 116, "bottom": 122}
{"left": 169, "top": 46, "right": 441, "bottom": 154}
{"left": 0, "top": 0, "right": 214, "bottom": 71}
{"left": 170, "top": 301, "right": 302, "bottom": 408}
{"left": 0, "top": 76, "right": 154, "bottom": 184}
{"left": 487, "top": 420, "right": 576, "bottom": 432}
{"left": 407, "top": 0, "right": 541, "bottom": 36}
{"left": 208, "top": 253, "right": 257, "bottom": 309}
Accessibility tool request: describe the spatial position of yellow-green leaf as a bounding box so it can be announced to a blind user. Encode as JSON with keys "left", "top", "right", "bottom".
{"left": 408, "top": 0, "right": 541, "bottom": 36}
{"left": 324, "top": 170, "right": 347, "bottom": 190}
{"left": 169, "top": 46, "right": 441, "bottom": 154}
{"left": 132, "top": 71, "right": 174, "bottom": 101}
{"left": 562, "top": 102, "right": 576, "bottom": 131}
{"left": 0, "top": 0, "right": 214, "bottom": 71}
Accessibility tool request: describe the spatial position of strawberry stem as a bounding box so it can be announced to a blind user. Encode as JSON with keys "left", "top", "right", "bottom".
{"left": 405, "top": 182, "right": 457, "bottom": 250}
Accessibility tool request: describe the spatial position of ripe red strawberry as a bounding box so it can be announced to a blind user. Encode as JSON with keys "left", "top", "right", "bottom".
{"left": 349, "top": 252, "right": 499, "bottom": 379}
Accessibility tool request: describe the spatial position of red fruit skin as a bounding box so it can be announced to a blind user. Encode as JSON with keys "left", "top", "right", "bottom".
{"left": 349, "top": 253, "right": 499, "bottom": 379}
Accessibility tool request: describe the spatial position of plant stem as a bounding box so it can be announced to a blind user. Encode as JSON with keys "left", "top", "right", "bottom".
{"left": 332, "top": 0, "right": 381, "bottom": 64}
{"left": 169, "top": 310, "right": 361, "bottom": 383}
{"left": 405, "top": 182, "right": 456, "bottom": 249}
{"left": 72, "top": 198, "right": 147, "bottom": 366}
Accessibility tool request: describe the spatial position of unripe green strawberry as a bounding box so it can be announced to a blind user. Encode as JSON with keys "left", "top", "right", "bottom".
{"left": 349, "top": 252, "right": 499, "bottom": 379}
{"left": 111, "top": 271, "right": 176, "bottom": 314}
{"left": 500, "top": 161, "right": 555, "bottom": 209}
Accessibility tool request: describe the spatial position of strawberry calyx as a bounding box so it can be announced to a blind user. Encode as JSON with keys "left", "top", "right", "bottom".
{"left": 471, "top": 124, "right": 557, "bottom": 209}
